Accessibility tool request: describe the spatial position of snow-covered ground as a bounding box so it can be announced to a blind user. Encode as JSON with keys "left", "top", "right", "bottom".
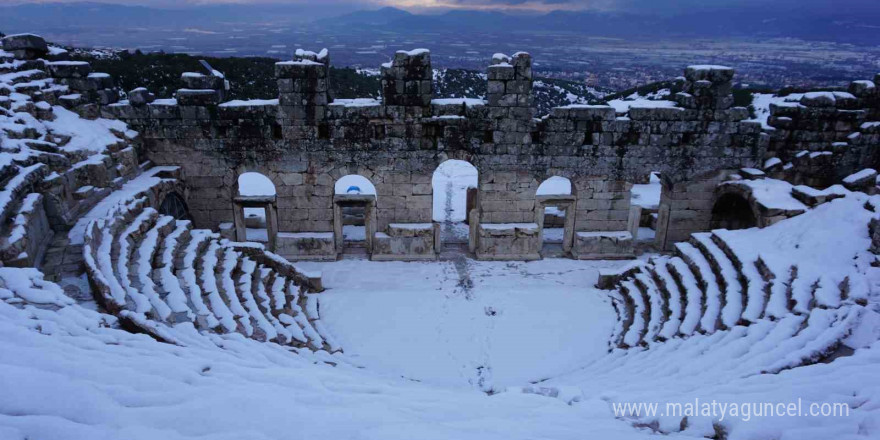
{"left": 0, "top": 279, "right": 657, "bottom": 440}
{"left": 630, "top": 172, "right": 661, "bottom": 209}
{"left": 433, "top": 160, "right": 478, "bottom": 222}
{"left": 296, "top": 258, "right": 625, "bottom": 390}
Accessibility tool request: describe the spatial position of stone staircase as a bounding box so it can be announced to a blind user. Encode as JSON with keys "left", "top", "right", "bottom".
{"left": 82, "top": 179, "right": 339, "bottom": 352}
{"left": 604, "top": 196, "right": 873, "bottom": 353}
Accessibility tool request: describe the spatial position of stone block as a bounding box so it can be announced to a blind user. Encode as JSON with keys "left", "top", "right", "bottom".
{"left": 572, "top": 231, "right": 634, "bottom": 260}
{"left": 276, "top": 232, "right": 337, "bottom": 261}
{"left": 177, "top": 89, "right": 219, "bottom": 106}
{"left": 476, "top": 223, "right": 540, "bottom": 260}
{"left": 47, "top": 61, "right": 92, "bottom": 78}
{"left": 1, "top": 34, "right": 48, "bottom": 59}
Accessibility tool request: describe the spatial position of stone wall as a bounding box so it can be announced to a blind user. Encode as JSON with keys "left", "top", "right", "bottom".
{"left": 100, "top": 50, "right": 880, "bottom": 255}
{"left": 765, "top": 77, "right": 880, "bottom": 186}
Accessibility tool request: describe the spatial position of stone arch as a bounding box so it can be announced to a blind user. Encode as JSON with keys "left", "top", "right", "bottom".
{"left": 432, "top": 159, "right": 479, "bottom": 246}
{"left": 158, "top": 191, "right": 191, "bottom": 221}
{"left": 233, "top": 171, "right": 279, "bottom": 249}
{"left": 629, "top": 171, "right": 662, "bottom": 243}
{"left": 237, "top": 171, "right": 277, "bottom": 197}
{"left": 333, "top": 174, "right": 378, "bottom": 253}
{"left": 334, "top": 174, "right": 378, "bottom": 196}
{"left": 535, "top": 175, "right": 576, "bottom": 256}
{"left": 710, "top": 187, "right": 758, "bottom": 230}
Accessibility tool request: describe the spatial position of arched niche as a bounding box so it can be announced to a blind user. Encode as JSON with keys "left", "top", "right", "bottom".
{"left": 534, "top": 176, "right": 576, "bottom": 256}
{"left": 333, "top": 174, "right": 378, "bottom": 254}
{"left": 233, "top": 172, "right": 279, "bottom": 250}
{"left": 432, "top": 159, "right": 478, "bottom": 245}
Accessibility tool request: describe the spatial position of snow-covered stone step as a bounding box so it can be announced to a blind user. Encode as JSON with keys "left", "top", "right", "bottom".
{"left": 675, "top": 242, "right": 723, "bottom": 333}
{"left": 666, "top": 257, "right": 703, "bottom": 336}
{"left": 710, "top": 233, "right": 768, "bottom": 323}
{"left": 0, "top": 192, "right": 48, "bottom": 266}
{"left": 155, "top": 219, "right": 194, "bottom": 323}
{"left": 287, "top": 283, "right": 324, "bottom": 350}
{"left": 620, "top": 280, "right": 647, "bottom": 348}
{"left": 216, "top": 247, "right": 253, "bottom": 336}
{"left": 235, "top": 257, "right": 272, "bottom": 342}
{"left": 763, "top": 260, "right": 794, "bottom": 319}
{"left": 304, "top": 293, "right": 341, "bottom": 352}
{"left": 760, "top": 306, "right": 865, "bottom": 374}
{"left": 133, "top": 214, "right": 175, "bottom": 322}
{"left": 607, "top": 290, "right": 630, "bottom": 349}
{"left": 168, "top": 220, "right": 193, "bottom": 271}
{"left": 0, "top": 163, "right": 46, "bottom": 225}
{"left": 648, "top": 258, "right": 683, "bottom": 340}
{"left": 116, "top": 207, "right": 159, "bottom": 316}
{"left": 254, "top": 267, "right": 294, "bottom": 345}
{"left": 179, "top": 230, "right": 221, "bottom": 330}
{"left": 632, "top": 272, "right": 665, "bottom": 343}
{"left": 692, "top": 233, "right": 744, "bottom": 329}
{"left": 198, "top": 240, "right": 238, "bottom": 333}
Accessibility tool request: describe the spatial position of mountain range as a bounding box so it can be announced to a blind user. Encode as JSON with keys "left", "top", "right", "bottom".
{"left": 1, "top": 3, "right": 879, "bottom": 45}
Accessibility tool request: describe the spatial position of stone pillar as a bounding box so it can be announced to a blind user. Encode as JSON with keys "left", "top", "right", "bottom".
{"left": 674, "top": 65, "right": 735, "bottom": 111}
{"left": 381, "top": 49, "right": 433, "bottom": 108}
{"left": 627, "top": 205, "right": 642, "bottom": 240}
{"left": 487, "top": 52, "right": 533, "bottom": 134}
{"left": 481, "top": 52, "right": 535, "bottom": 225}
{"left": 276, "top": 49, "right": 330, "bottom": 130}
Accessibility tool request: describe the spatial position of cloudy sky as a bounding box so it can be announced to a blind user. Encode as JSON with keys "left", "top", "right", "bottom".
{"left": 0, "top": 0, "right": 873, "bottom": 14}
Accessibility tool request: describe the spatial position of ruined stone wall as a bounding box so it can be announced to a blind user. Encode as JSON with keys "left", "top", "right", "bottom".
{"left": 765, "top": 76, "right": 880, "bottom": 186}
{"left": 103, "top": 51, "right": 873, "bottom": 252}
{"left": 104, "top": 53, "right": 770, "bottom": 250}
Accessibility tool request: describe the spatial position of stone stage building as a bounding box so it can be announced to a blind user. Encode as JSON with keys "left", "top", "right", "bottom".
{"left": 101, "top": 49, "right": 879, "bottom": 261}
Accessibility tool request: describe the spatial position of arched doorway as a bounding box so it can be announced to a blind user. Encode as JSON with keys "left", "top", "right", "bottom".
{"left": 710, "top": 192, "right": 757, "bottom": 230}
{"left": 630, "top": 171, "right": 661, "bottom": 242}
{"left": 333, "top": 175, "right": 377, "bottom": 254}
{"left": 535, "top": 176, "right": 575, "bottom": 257}
{"left": 158, "top": 192, "right": 191, "bottom": 221}
{"left": 235, "top": 172, "right": 277, "bottom": 245}
{"left": 432, "top": 160, "right": 478, "bottom": 246}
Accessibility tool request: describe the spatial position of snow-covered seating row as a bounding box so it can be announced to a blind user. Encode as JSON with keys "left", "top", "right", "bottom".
{"left": 81, "top": 172, "right": 337, "bottom": 351}
{"left": 606, "top": 191, "right": 876, "bottom": 349}
{"left": 1, "top": 34, "right": 141, "bottom": 271}
{"left": 545, "top": 300, "right": 879, "bottom": 438}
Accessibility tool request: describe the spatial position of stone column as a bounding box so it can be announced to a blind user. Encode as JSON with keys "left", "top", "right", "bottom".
{"left": 381, "top": 49, "right": 433, "bottom": 109}
{"left": 482, "top": 52, "right": 535, "bottom": 224}
{"left": 276, "top": 49, "right": 330, "bottom": 132}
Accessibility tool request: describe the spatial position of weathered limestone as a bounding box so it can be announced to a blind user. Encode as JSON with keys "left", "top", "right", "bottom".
{"left": 276, "top": 48, "right": 330, "bottom": 126}
{"left": 276, "top": 232, "right": 337, "bottom": 261}
{"left": 371, "top": 223, "right": 439, "bottom": 261}
{"left": 766, "top": 77, "right": 880, "bottom": 187}
{"left": 94, "top": 46, "right": 880, "bottom": 259}
{"left": 675, "top": 65, "right": 735, "bottom": 110}
{"left": 1, "top": 33, "right": 48, "bottom": 59}
{"left": 476, "top": 223, "right": 541, "bottom": 261}
{"left": 382, "top": 49, "right": 433, "bottom": 107}
{"left": 128, "top": 87, "right": 156, "bottom": 106}
{"left": 572, "top": 231, "right": 634, "bottom": 260}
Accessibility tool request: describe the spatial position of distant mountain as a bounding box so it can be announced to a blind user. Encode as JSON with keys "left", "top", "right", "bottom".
{"left": 322, "top": 7, "right": 414, "bottom": 27}
{"left": 0, "top": 2, "right": 351, "bottom": 32}
{"left": 1, "top": 2, "right": 878, "bottom": 46}
{"left": 320, "top": 6, "right": 880, "bottom": 45}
